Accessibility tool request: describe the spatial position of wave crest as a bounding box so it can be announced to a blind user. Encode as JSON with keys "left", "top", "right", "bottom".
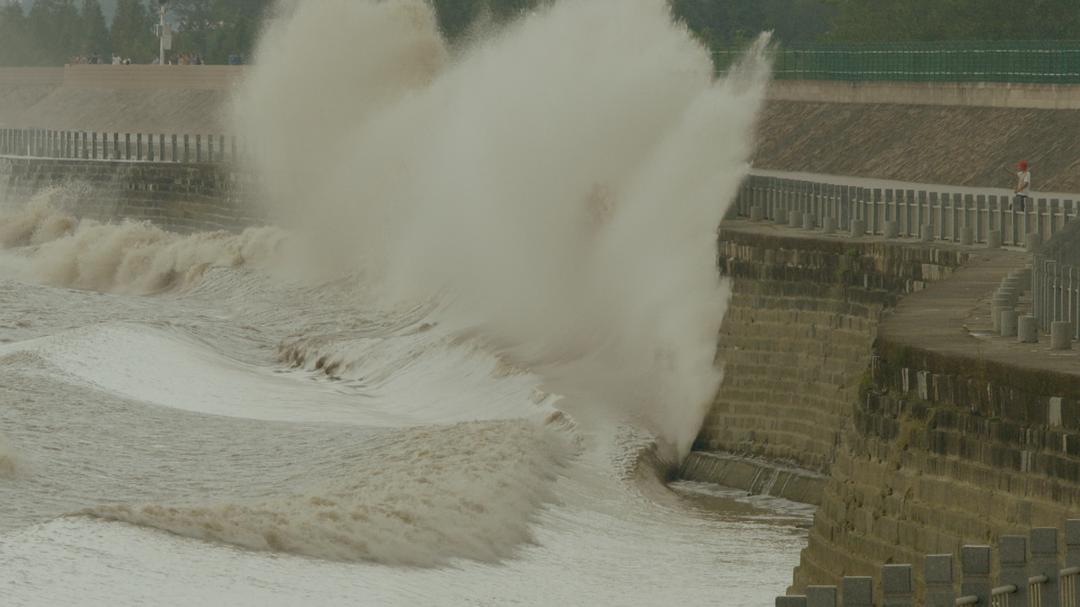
{"left": 0, "top": 199, "right": 289, "bottom": 294}
{"left": 85, "top": 417, "right": 578, "bottom": 566}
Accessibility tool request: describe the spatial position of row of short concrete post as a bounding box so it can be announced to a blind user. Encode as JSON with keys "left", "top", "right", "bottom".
{"left": 777, "top": 520, "right": 1080, "bottom": 606}
{"left": 760, "top": 199, "right": 1021, "bottom": 252}
{"left": 1032, "top": 254, "right": 1080, "bottom": 342}
{"left": 736, "top": 175, "right": 1074, "bottom": 250}
{"left": 0, "top": 127, "right": 237, "bottom": 164}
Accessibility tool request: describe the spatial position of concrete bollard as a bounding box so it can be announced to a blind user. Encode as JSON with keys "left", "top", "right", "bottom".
{"left": 775, "top": 208, "right": 789, "bottom": 226}
{"left": 790, "top": 211, "right": 803, "bottom": 228}
{"left": 987, "top": 230, "right": 1003, "bottom": 249}
{"left": 1019, "top": 315, "right": 1038, "bottom": 343}
{"left": 882, "top": 564, "right": 914, "bottom": 607}
{"left": 776, "top": 597, "right": 807, "bottom": 607}
{"left": 1052, "top": 321, "right": 1073, "bottom": 350}
{"left": 992, "top": 294, "right": 1013, "bottom": 330}
{"left": 884, "top": 220, "right": 900, "bottom": 239}
{"left": 750, "top": 205, "right": 764, "bottom": 222}
{"left": 841, "top": 577, "right": 873, "bottom": 607}
{"left": 1000, "top": 309, "right": 1017, "bottom": 337}
{"left": 806, "top": 586, "right": 837, "bottom": 607}
{"left": 960, "top": 226, "right": 974, "bottom": 246}
{"left": 850, "top": 219, "right": 866, "bottom": 238}
{"left": 960, "top": 546, "right": 992, "bottom": 607}
{"left": 919, "top": 224, "right": 934, "bottom": 242}
{"left": 823, "top": 216, "right": 837, "bottom": 235}
{"left": 997, "top": 288, "right": 1018, "bottom": 307}
{"left": 998, "top": 536, "right": 1029, "bottom": 607}
{"left": 1067, "top": 520, "right": 1080, "bottom": 606}
{"left": 803, "top": 212, "right": 816, "bottom": 230}
{"left": 1027, "top": 231, "right": 1043, "bottom": 252}
{"left": 1030, "top": 528, "right": 1060, "bottom": 607}
{"left": 924, "top": 554, "right": 956, "bottom": 607}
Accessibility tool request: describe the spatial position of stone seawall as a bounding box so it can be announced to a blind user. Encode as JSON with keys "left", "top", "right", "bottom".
{"left": 691, "top": 224, "right": 1080, "bottom": 598}
{"left": 692, "top": 226, "right": 968, "bottom": 475}
{"left": 0, "top": 156, "right": 260, "bottom": 233}
{"left": 795, "top": 253, "right": 1080, "bottom": 596}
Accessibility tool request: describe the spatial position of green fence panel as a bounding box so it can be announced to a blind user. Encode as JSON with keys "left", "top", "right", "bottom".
{"left": 721, "top": 41, "right": 1080, "bottom": 84}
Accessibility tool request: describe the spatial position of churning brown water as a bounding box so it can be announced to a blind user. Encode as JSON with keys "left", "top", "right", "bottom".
{"left": 0, "top": 1, "right": 810, "bottom": 605}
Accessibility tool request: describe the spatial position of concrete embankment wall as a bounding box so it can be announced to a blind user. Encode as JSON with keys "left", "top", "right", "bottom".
{"left": 795, "top": 289, "right": 1080, "bottom": 595}
{"left": 688, "top": 228, "right": 968, "bottom": 476}
{"left": 0, "top": 66, "right": 242, "bottom": 132}
{"left": 756, "top": 81, "right": 1080, "bottom": 193}
{"left": 0, "top": 68, "right": 64, "bottom": 128}
{"left": 0, "top": 156, "right": 259, "bottom": 233}
{"left": 689, "top": 225, "right": 1080, "bottom": 596}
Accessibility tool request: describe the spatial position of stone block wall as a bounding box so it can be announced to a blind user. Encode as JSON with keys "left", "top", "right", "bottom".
{"left": 708, "top": 227, "right": 1080, "bottom": 598}
{"left": 0, "top": 156, "right": 261, "bottom": 233}
{"left": 794, "top": 334, "right": 1080, "bottom": 595}
{"left": 694, "top": 227, "right": 969, "bottom": 473}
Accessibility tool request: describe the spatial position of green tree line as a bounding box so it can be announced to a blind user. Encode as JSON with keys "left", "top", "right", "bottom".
{"left": 3, "top": 0, "right": 1079, "bottom": 67}
{"left": 0, "top": 0, "right": 270, "bottom": 66}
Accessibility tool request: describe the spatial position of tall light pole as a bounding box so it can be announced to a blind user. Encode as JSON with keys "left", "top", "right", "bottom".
{"left": 158, "top": 0, "right": 171, "bottom": 65}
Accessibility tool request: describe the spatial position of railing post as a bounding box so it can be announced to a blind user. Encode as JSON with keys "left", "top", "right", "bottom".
{"left": 1031, "top": 527, "right": 1061, "bottom": 607}
{"left": 841, "top": 576, "right": 872, "bottom": 607}
{"left": 147, "top": 133, "right": 154, "bottom": 161}
{"left": 1038, "top": 198, "right": 1049, "bottom": 239}
{"left": 882, "top": 564, "right": 914, "bottom": 607}
{"left": 159, "top": 134, "right": 165, "bottom": 162}
{"left": 183, "top": 134, "right": 189, "bottom": 163}
{"left": 1067, "top": 520, "right": 1080, "bottom": 605}
{"left": 918, "top": 190, "right": 928, "bottom": 236}
{"left": 196, "top": 134, "right": 202, "bottom": 162}
{"left": 976, "top": 194, "right": 987, "bottom": 242}
{"left": 961, "top": 545, "right": 992, "bottom": 606}
{"left": 872, "top": 188, "right": 883, "bottom": 234}
{"left": 1000, "top": 535, "right": 1030, "bottom": 607}
{"left": 219, "top": 134, "right": 226, "bottom": 163}
{"left": 807, "top": 585, "right": 838, "bottom": 607}
{"left": 125, "top": 133, "right": 131, "bottom": 160}
{"left": 172, "top": 134, "right": 178, "bottom": 162}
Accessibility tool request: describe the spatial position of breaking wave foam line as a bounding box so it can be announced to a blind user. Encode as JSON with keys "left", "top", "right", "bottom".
{"left": 85, "top": 415, "right": 579, "bottom": 567}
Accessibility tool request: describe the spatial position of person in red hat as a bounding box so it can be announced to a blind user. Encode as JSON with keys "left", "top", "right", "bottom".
{"left": 1009, "top": 160, "right": 1032, "bottom": 211}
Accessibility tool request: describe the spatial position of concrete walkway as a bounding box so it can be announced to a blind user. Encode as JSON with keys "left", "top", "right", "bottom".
{"left": 879, "top": 248, "right": 1080, "bottom": 376}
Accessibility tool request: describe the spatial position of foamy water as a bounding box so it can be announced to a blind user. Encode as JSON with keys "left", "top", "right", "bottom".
{"left": 0, "top": 1, "right": 806, "bottom": 604}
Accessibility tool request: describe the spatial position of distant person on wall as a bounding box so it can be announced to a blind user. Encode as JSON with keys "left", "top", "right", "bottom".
{"left": 112, "top": 54, "right": 121, "bottom": 65}
{"left": 1010, "top": 160, "right": 1032, "bottom": 211}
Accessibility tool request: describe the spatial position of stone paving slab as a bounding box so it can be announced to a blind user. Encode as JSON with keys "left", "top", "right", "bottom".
{"left": 878, "top": 249, "right": 1080, "bottom": 377}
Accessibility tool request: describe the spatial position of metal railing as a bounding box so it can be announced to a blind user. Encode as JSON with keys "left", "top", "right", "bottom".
{"left": 732, "top": 174, "right": 1080, "bottom": 249}
{"left": 0, "top": 127, "right": 240, "bottom": 164}
{"left": 1032, "top": 218, "right": 1080, "bottom": 339}
{"left": 716, "top": 41, "right": 1080, "bottom": 84}
{"left": 776, "top": 520, "right": 1080, "bottom": 606}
